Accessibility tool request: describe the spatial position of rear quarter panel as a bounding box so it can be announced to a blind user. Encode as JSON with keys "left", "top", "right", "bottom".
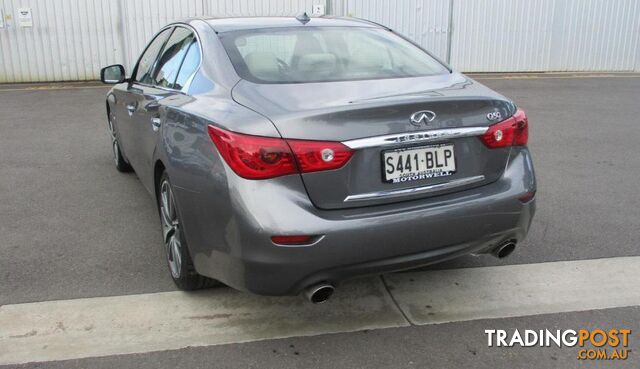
{"left": 158, "top": 88, "right": 286, "bottom": 280}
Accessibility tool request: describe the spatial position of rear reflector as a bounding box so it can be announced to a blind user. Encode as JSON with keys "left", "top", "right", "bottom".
{"left": 518, "top": 190, "right": 536, "bottom": 203}
{"left": 208, "top": 125, "right": 353, "bottom": 180}
{"left": 480, "top": 108, "right": 529, "bottom": 149}
{"left": 271, "top": 235, "right": 316, "bottom": 245}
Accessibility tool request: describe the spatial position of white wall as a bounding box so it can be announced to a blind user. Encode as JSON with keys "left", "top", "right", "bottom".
{"left": 348, "top": 0, "right": 640, "bottom": 72}
{"left": 0, "top": 0, "right": 324, "bottom": 82}
{"left": 0, "top": 0, "right": 125, "bottom": 82}
{"left": 1, "top": 0, "right": 639, "bottom": 82}
{"left": 548, "top": 0, "right": 639, "bottom": 72}
{"left": 347, "top": 0, "right": 451, "bottom": 63}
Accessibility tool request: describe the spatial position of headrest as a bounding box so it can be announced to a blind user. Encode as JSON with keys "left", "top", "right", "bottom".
{"left": 244, "top": 52, "right": 280, "bottom": 81}
{"left": 349, "top": 48, "right": 386, "bottom": 72}
{"left": 296, "top": 53, "right": 337, "bottom": 79}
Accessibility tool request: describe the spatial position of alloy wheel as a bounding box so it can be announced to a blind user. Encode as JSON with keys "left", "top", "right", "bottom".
{"left": 160, "top": 180, "right": 182, "bottom": 278}
{"left": 108, "top": 118, "right": 119, "bottom": 166}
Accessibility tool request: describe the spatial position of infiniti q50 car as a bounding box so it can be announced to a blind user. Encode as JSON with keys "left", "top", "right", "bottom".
{"left": 101, "top": 16, "right": 536, "bottom": 303}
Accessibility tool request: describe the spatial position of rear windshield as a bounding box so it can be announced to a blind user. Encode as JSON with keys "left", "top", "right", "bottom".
{"left": 219, "top": 27, "right": 448, "bottom": 84}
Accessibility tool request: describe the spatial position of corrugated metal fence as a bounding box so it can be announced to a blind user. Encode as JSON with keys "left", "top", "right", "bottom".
{"left": 347, "top": 0, "right": 640, "bottom": 72}
{"left": 347, "top": 0, "right": 451, "bottom": 62}
{"left": 1, "top": 0, "right": 639, "bottom": 82}
{"left": 0, "top": 0, "right": 325, "bottom": 82}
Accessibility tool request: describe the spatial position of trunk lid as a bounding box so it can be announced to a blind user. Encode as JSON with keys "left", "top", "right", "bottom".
{"left": 232, "top": 72, "right": 516, "bottom": 209}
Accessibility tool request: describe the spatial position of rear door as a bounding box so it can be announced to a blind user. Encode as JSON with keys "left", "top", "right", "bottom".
{"left": 130, "top": 26, "right": 197, "bottom": 191}
{"left": 120, "top": 27, "right": 173, "bottom": 174}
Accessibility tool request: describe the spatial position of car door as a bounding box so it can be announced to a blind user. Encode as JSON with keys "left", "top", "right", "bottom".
{"left": 119, "top": 27, "right": 173, "bottom": 173}
{"left": 130, "top": 26, "right": 197, "bottom": 192}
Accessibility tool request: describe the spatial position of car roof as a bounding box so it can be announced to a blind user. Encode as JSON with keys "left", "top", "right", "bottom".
{"left": 193, "top": 16, "right": 381, "bottom": 33}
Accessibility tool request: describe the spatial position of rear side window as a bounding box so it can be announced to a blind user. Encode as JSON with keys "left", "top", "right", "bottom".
{"left": 174, "top": 40, "right": 201, "bottom": 91}
{"left": 152, "top": 27, "right": 195, "bottom": 88}
{"left": 134, "top": 28, "right": 173, "bottom": 84}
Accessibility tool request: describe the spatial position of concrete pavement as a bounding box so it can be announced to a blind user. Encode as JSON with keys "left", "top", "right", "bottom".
{"left": 2, "top": 257, "right": 640, "bottom": 365}
{"left": 1, "top": 74, "right": 638, "bottom": 368}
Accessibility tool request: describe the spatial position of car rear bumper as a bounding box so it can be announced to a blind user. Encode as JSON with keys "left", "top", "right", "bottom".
{"left": 180, "top": 147, "right": 536, "bottom": 296}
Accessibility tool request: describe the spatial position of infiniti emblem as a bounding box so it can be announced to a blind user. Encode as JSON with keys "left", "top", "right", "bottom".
{"left": 410, "top": 110, "right": 436, "bottom": 126}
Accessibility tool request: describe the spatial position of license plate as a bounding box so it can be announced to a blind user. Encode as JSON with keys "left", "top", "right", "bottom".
{"left": 382, "top": 144, "right": 456, "bottom": 183}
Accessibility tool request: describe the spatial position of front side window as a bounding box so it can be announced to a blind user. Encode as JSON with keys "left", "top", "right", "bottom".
{"left": 152, "top": 27, "right": 195, "bottom": 88}
{"left": 219, "top": 27, "right": 448, "bottom": 84}
{"left": 134, "top": 28, "right": 173, "bottom": 84}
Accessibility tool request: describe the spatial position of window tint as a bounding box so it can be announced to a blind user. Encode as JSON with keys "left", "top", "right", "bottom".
{"left": 343, "top": 31, "right": 393, "bottom": 71}
{"left": 134, "top": 28, "right": 173, "bottom": 84}
{"left": 220, "top": 27, "right": 448, "bottom": 83}
{"left": 152, "top": 27, "right": 195, "bottom": 88}
{"left": 236, "top": 34, "right": 297, "bottom": 65}
{"left": 174, "top": 40, "right": 201, "bottom": 91}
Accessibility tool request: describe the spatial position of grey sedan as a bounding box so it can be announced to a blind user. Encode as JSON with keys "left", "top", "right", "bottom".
{"left": 100, "top": 16, "right": 536, "bottom": 303}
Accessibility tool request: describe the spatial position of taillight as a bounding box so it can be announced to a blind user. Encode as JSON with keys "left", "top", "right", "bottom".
{"left": 207, "top": 125, "right": 297, "bottom": 179}
{"left": 480, "top": 109, "right": 529, "bottom": 149}
{"left": 287, "top": 140, "right": 353, "bottom": 173}
{"left": 207, "top": 125, "right": 353, "bottom": 179}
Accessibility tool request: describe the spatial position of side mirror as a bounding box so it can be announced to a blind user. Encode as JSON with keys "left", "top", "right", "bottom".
{"left": 100, "top": 64, "right": 126, "bottom": 84}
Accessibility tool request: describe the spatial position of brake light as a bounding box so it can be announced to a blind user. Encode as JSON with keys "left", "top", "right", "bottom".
{"left": 480, "top": 109, "right": 529, "bottom": 148}
{"left": 207, "top": 125, "right": 353, "bottom": 179}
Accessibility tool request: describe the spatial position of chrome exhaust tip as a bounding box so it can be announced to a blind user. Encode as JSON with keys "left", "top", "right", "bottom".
{"left": 492, "top": 240, "right": 517, "bottom": 259}
{"left": 304, "top": 283, "right": 335, "bottom": 304}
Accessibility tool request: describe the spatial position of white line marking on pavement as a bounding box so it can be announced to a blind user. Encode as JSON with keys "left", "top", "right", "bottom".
{"left": 0, "top": 278, "right": 407, "bottom": 365}
{"left": 1, "top": 256, "right": 639, "bottom": 365}
{"left": 385, "top": 256, "right": 640, "bottom": 325}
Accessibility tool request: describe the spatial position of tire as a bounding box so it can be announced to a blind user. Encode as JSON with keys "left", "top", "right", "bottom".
{"left": 157, "top": 172, "right": 219, "bottom": 290}
{"left": 108, "top": 116, "right": 133, "bottom": 172}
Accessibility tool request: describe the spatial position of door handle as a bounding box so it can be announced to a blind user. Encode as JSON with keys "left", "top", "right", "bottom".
{"left": 146, "top": 101, "right": 160, "bottom": 111}
{"left": 151, "top": 117, "right": 161, "bottom": 132}
{"left": 126, "top": 104, "right": 136, "bottom": 115}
